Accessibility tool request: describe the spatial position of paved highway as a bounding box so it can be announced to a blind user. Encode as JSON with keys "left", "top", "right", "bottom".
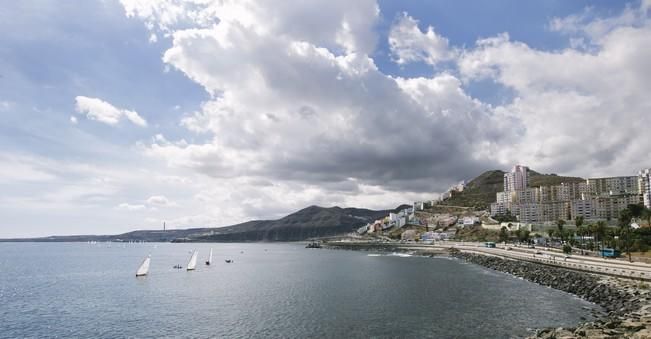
{"left": 401, "top": 241, "right": 651, "bottom": 280}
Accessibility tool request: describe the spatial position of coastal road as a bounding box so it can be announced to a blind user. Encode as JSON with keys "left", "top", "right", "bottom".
{"left": 442, "top": 242, "right": 651, "bottom": 280}
{"left": 386, "top": 241, "right": 651, "bottom": 280}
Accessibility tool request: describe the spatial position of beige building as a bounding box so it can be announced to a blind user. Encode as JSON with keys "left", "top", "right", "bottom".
{"left": 511, "top": 188, "right": 539, "bottom": 204}
{"left": 539, "top": 201, "right": 570, "bottom": 223}
{"left": 504, "top": 165, "right": 529, "bottom": 192}
{"left": 491, "top": 165, "right": 645, "bottom": 224}
{"left": 586, "top": 176, "right": 639, "bottom": 196}
{"left": 570, "top": 199, "right": 594, "bottom": 220}
{"left": 592, "top": 195, "right": 643, "bottom": 220}
{"left": 559, "top": 182, "right": 588, "bottom": 201}
{"left": 538, "top": 185, "right": 563, "bottom": 202}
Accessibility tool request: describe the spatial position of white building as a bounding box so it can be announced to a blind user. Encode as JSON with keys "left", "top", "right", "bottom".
{"left": 462, "top": 216, "right": 479, "bottom": 227}
{"left": 504, "top": 165, "right": 529, "bottom": 192}
{"left": 640, "top": 168, "right": 651, "bottom": 209}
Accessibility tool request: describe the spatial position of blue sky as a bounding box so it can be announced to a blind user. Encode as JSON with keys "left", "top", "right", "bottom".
{"left": 1, "top": 0, "right": 650, "bottom": 237}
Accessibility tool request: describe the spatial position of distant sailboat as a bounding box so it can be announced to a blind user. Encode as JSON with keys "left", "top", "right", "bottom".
{"left": 187, "top": 250, "right": 198, "bottom": 271}
{"left": 205, "top": 248, "right": 213, "bottom": 266}
{"left": 136, "top": 255, "right": 151, "bottom": 277}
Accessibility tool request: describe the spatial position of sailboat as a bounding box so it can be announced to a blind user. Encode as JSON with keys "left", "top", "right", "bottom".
{"left": 205, "top": 248, "right": 213, "bottom": 266}
{"left": 187, "top": 250, "right": 198, "bottom": 271}
{"left": 136, "top": 255, "right": 151, "bottom": 277}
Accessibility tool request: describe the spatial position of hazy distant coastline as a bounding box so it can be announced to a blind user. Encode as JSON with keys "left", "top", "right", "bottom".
{"left": 0, "top": 205, "right": 407, "bottom": 243}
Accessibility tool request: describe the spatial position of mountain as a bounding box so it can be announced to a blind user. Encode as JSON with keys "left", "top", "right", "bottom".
{"left": 440, "top": 170, "right": 505, "bottom": 209}
{"left": 1, "top": 205, "right": 408, "bottom": 243}
{"left": 440, "top": 169, "right": 584, "bottom": 210}
{"left": 179, "top": 205, "right": 410, "bottom": 242}
{"left": 527, "top": 170, "right": 584, "bottom": 187}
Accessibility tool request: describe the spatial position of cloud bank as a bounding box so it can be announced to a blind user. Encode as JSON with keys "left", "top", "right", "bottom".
{"left": 109, "top": 0, "right": 651, "bottom": 229}
{"left": 3, "top": 0, "right": 651, "bottom": 236}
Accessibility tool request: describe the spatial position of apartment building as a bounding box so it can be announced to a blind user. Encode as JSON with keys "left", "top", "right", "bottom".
{"left": 559, "top": 182, "right": 588, "bottom": 201}
{"left": 504, "top": 165, "right": 529, "bottom": 192}
{"left": 586, "top": 176, "right": 639, "bottom": 196}
{"left": 490, "top": 165, "right": 648, "bottom": 224}
{"left": 640, "top": 169, "right": 651, "bottom": 209}
{"left": 569, "top": 198, "right": 594, "bottom": 220}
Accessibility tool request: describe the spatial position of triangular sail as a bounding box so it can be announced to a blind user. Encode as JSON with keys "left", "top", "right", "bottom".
{"left": 207, "top": 248, "right": 213, "bottom": 265}
{"left": 136, "top": 255, "right": 151, "bottom": 277}
{"left": 187, "top": 250, "right": 198, "bottom": 270}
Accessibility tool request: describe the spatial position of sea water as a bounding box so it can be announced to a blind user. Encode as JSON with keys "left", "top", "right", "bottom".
{"left": 0, "top": 242, "right": 599, "bottom": 338}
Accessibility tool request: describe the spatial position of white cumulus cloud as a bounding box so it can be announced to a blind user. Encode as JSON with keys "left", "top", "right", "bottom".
{"left": 74, "top": 96, "right": 147, "bottom": 127}
{"left": 110, "top": 0, "right": 651, "bottom": 230}
{"left": 388, "top": 12, "right": 454, "bottom": 65}
{"left": 458, "top": 2, "right": 651, "bottom": 175}
{"left": 117, "top": 203, "right": 147, "bottom": 211}
{"left": 146, "top": 195, "right": 175, "bottom": 206}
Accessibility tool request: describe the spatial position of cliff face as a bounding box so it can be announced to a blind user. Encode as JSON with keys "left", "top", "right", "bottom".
{"left": 186, "top": 205, "right": 410, "bottom": 242}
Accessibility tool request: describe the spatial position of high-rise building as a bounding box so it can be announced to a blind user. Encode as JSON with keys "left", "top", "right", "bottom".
{"left": 491, "top": 164, "right": 646, "bottom": 224}
{"left": 586, "top": 176, "right": 639, "bottom": 196}
{"left": 639, "top": 168, "right": 651, "bottom": 208}
{"left": 570, "top": 199, "right": 594, "bottom": 220}
{"left": 504, "top": 165, "right": 529, "bottom": 192}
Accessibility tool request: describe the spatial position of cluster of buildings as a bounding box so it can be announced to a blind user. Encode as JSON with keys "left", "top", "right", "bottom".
{"left": 357, "top": 207, "right": 416, "bottom": 235}
{"left": 420, "top": 230, "right": 456, "bottom": 241}
{"left": 490, "top": 165, "right": 651, "bottom": 224}
{"left": 357, "top": 198, "right": 483, "bottom": 242}
{"left": 438, "top": 180, "right": 466, "bottom": 201}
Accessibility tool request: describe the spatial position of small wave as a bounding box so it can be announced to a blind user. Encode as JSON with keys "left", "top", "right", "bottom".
{"left": 367, "top": 254, "right": 383, "bottom": 257}
{"left": 390, "top": 252, "right": 412, "bottom": 257}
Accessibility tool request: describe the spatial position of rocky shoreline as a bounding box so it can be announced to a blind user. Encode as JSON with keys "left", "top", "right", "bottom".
{"left": 323, "top": 242, "right": 447, "bottom": 256}
{"left": 451, "top": 251, "right": 651, "bottom": 338}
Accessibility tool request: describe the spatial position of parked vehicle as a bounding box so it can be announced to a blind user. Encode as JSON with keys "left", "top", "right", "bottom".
{"left": 600, "top": 248, "right": 621, "bottom": 258}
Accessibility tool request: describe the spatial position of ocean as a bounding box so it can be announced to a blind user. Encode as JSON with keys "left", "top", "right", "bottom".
{"left": 0, "top": 242, "right": 599, "bottom": 338}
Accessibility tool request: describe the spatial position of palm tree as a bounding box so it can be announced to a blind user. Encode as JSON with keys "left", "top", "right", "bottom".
{"left": 575, "top": 216, "right": 585, "bottom": 250}
{"left": 587, "top": 223, "right": 596, "bottom": 250}
{"left": 595, "top": 221, "right": 607, "bottom": 257}
{"left": 628, "top": 204, "right": 644, "bottom": 219}
{"left": 557, "top": 219, "right": 566, "bottom": 242}
{"left": 575, "top": 216, "right": 584, "bottom": 229}
{"left": 619, "top": 209, "right": 634, "bottom": 262}
{"left": 499, "top": 226, "right": 509, "bottom": 243}
{"left": 547, "top": 229, "right": 555, "bottom": 245}
{"left": 642, "top": 208, "right": 651, "bottom": 227}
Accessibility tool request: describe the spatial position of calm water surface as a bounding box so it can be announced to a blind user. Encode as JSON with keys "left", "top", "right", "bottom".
{"left": 0, "top": 243, "right": 599, "bottom": 338}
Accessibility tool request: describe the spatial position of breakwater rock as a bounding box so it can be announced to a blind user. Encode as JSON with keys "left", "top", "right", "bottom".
{"left": 323, "top": 242, "right": 446, "bottom": 256}
{"left": 452, "top": 252, "right": 651, "bottom": 338}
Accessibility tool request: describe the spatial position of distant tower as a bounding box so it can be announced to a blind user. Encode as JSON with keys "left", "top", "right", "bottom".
{"left": 163, "top": 221, "right": 166, "bottom": 231}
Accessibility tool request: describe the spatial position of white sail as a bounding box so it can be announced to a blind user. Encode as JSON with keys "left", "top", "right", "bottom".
{"left": 187, "top": 250, "right": 198, "bottom": 271}
{"left": 207, "top": 248, "right": 213, "bottom": 265}
{"left": 136, "top": 255, "right": 151, "bottom": 277}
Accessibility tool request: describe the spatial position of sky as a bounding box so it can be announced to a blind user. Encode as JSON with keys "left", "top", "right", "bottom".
{"left": 1, "top": 0, "right": 651, "bottom": 237}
